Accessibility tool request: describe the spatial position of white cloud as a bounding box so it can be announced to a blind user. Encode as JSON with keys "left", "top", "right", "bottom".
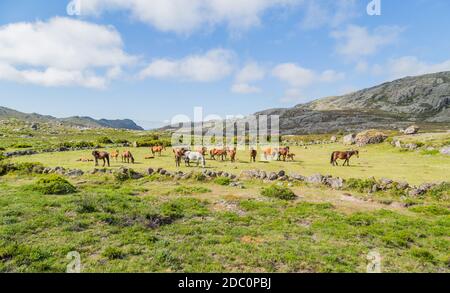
{"left": 78, "top": 0, "right": 300, "bottom": 34}
{"left": 231, "top": 83, "right": 261, "bottom": 94}
{"left": 272, "top": 63, "right": 344, "bottom": 87}
{"left": 386, "top": 56, "right": 450, "bottom": 79}
{"left": 0, "top": 17, "right": 134, "bottom": 88}
{"left": 272, "top": 63, "right": 316, "bottom": 87}
{"left": 139, "top": 49, "right": 234, "bottom": 82}
{"left": 231, "top": 62, "right": 265, "bottom": 94}
{"left": 301, "top": 0, "right": 358, "bottom": 30}
{"left": 331, "top": 25, "right": 403, "bottom": 59}
{"left": 280, "top": 88, "right": 308, "bottom": 103}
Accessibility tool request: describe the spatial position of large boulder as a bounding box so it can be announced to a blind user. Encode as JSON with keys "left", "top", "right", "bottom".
{"left": 403, "top": 125, "right": 420, "bottom": 135}
{"left": 343, "top": 134, "right": 356, "bottom": 145}
{"left": 355, "top": 130, "right": 388, "bottom": 146}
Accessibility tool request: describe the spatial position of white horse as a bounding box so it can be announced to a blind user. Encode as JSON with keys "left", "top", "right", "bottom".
{"left": 183, "top": 151, "right": 206, "bottom": 168}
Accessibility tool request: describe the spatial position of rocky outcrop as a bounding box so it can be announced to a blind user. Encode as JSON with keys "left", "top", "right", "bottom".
{"left": 355, "top": 130, "right": 387, "bottom": 146}
{"left": 403, "top": 125, "right": 420, "bottom": 135}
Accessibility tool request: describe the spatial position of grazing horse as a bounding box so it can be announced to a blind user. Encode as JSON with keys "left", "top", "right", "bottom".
{"left": 110, "top": 150, "right": 120, "bottom": 162}
{"left": 227, "top": 147, "right": 237, "bottom": 163}
{"left": 330, "top": 150, "right": 359, "bottom": 166}
{"left": 151, "top": 146, "right": 165, "bottom": 156}
{"left": 250, "top": 149, "right": 257, "bottom": 163}
{"left": 92, "top": 151, "right": 110, "bottom": 167}
{"left": 210, "top": 148, "right": 227, "bottom": 161}
{"left": 121, "top": 150, "right": 135, "bottom": 164}
{"left": 287, "top": 153, "right": 295, "bottom": 161}
{"left": 173, "top": 148, "right": 187, "bottom": 167}
{"left": 184, "top": 151, "right": 206, "bottom": 168}
{"left": 277, "top": 147, "right": 290, "bottom": 161}
{"left": 197, "top": 147, "right": 208, "bottom": 156}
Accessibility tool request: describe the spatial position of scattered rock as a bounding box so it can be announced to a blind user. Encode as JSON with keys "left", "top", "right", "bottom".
{"left": 403, "top": 125, "right": 420, "bottom": 135}
{"left": 306, "top": 174, "right": 323, "bottom": 185}
{"left": 325, "top": 177, "right": 344, "bottom": 189}
{"left": 355, "top": 130, "right": 388, "bottom": 146}
{"left": 343, "top": 134, "right": 356, "bottom": 145}
{"left": 330, "top": 136, "right": 337, "bottom": 143}
{"left": 66, "top": 169, "right": 84, "bottom": 177}
{"left": 440, "top": 146, "right": 450, "bottom": 156}
{"left": 147, "top": 168, "right": 154, "bottom": 175}
{"left": 268, "top": 172, "right": 278, "bottom": 181}
{"left": 278, "top": 170, "right": 286, "bottom": 177}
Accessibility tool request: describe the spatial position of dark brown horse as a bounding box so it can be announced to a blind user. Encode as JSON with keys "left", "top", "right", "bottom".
{"left": 121, "top": 150, "right": 135, "bottom": 164}
{"left": 277, "top": 147, "right": 290, "bottom": 161}
{"left": 331, "top": 150, "right": 359, "bottom": 166}
{"left": 151, "top": 145, "right": 165, "bottom": 156}
{"left": 250, "top": 149, "right": 257, "bottom": 163}
{"left": 92, "top": 151, "right": 110, "bottom": 167}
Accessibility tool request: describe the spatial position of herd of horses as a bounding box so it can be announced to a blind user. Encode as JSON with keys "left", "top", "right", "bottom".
{"left": 90, "top": 146, "right": 359, "bottom": 168}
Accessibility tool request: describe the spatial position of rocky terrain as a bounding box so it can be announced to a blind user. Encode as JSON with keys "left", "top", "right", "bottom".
{"left": 0, "top": 106, "right": 143, "bottom": 130}
{"left": 255, "top": 71, "right": 450, "bottom": 134}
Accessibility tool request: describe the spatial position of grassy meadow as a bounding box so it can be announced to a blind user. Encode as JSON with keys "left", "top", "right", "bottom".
{"left": 0, "top": 123, "right": 449, "bottom": 272}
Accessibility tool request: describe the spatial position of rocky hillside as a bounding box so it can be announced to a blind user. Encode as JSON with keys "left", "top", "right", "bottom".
{"left": 255, "top": 71, "right": 450, "bottom": 134}
{"left": 0, "top": 106, "right": 144, "bottom": 130}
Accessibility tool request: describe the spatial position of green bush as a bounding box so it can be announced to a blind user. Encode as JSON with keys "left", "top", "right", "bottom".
{"left": 102, "top": 247, "right": 125, "bottom": 260}
{"left": 59, "top": 141, "right": 95, "bottom": 149}
{"left": 34, "top": 175, "right": 77, "bottom": 195}
{"left": 426, "top": 182, "right": 450, "bottom": 200}
{"left": 261, "top": 185, "right": 296, "bottom": 200}
{"left": 421, "top": 149, "right": 440, "bottom": 156}
{"left": 136, "top": 138, "right": 171, "bottom": 147}
{"left": 214, "top": 177, "right": 231, "bottom": 186}
{"left": 0, "top": 152, "right": 4, "bottom": 161}
{"left": 12, "top": 143, "right": 32, "bottom": 149}
{"left": 115, "top": 139, "right": 130, "bottom": 145}
{"left": 345, "top": 178, "right": 378, "bottom": 193}
{"left": 97, "top": 136, "right": 114, "bottom": 144}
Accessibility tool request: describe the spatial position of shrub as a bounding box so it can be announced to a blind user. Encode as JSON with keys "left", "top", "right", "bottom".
{"left": 34, "top": 175, "right": 77, "bottom": 195}
{"left": 426, "top": 182, "right": 450, "bottom": 201}
{"left": 77, "top": 196, "right": 98, "bottom": 213}
{"left": 421, "top": 149, "right": 440, "bottom": 156}
{"left": 102, "top": 247, "right": 125, "bottom": 260}
{"left": 0, "top": 152, "right": 4, "bottom": 161}
{"left": 115, "top": 139, "right": 130, "bottom": 145}
{"left": 97, "top": 137, "right": 114, "bottom": 144}
{"left": 345, "top": 178, "right": 378, "bottom": 193}
{"left": 12, "top": 143, "right": 32, "bottom": 149}
{"left": 59, "top": 141, "right": 95, "bottom": 149}
{"left": 214, "top": 177, "right": 231, "bottom": 186}
{"left": 135, "top": 138, "right": 171, "bottom": 147}
{"left": 261, "top": 185, "right": 296, "bottom": 200}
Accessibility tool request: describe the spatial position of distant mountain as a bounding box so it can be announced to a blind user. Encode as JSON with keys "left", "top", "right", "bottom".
{"left": 257, "top": 71, "right": 450, "bottom": 134}
{"left": 0, "top": 107, "right": 144, "bottom": 130}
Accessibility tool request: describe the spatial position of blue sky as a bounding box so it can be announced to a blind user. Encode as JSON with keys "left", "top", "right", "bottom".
{"left": 0, "top": 0, "right": 449, "bottom": 129}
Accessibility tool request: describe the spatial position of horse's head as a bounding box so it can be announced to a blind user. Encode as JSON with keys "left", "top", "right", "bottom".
{"left": 92, "top": 151, "right": 98, "bottom": 157}
{"left": 354, "top": 150, "right": 359, "bottom": 158}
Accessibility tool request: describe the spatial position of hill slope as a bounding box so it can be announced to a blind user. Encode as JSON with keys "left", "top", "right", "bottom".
{"left": 255, "top": 71, "right": 450, "bottom": 134}
{"left": 0, "top": 106, "right": 144, "bottom": 130}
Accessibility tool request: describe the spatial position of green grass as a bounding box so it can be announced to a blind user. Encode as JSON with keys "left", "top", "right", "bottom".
{"left": 261, "top": 185, "right": 296, "bottom": 200}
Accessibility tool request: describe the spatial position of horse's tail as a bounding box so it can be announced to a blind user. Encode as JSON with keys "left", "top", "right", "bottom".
{"left": 330, "top": 152, "right": 335, "bottom": 164}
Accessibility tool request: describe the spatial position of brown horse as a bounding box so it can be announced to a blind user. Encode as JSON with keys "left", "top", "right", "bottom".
{"left": 210, "top": 148, "right": 227, "bottom": 161}
{"left": 227, "top": 147, "right": 237, "bottom": 162}
{"left": 277, "top": 147, "right": 290, "bottom": 161}
{"left": 110, "top": 149, "right": 120, "bottom": 162}
{"left": 173, "top": 148, "right": 187, "bottom": 167}
{"left": 287, "top": 153, "right": 295, "bottom": 161}
{"left": 330, "top": 150, "right": 359, "bottom": 166}
{"left": 92, "top": 151, "right": 110, "bottom": 167}
{"left": 151, "top": 145, "right": 165, "bottom": 156}
{"left": 250, "top": 149, "right": 257, "bottom": 163}
{"left": 122, "top": 150, "right": 135, "bottom": 164}
{"left": 263, "top": 148, "right": 272, "bottom": 160}
{"left": 197, "top": 147, "right": 208, "bottom": 156}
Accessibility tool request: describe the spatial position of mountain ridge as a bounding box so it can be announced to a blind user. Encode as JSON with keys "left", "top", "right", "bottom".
{"left": 0, "top": 106, "right": 144, "bottom": 130}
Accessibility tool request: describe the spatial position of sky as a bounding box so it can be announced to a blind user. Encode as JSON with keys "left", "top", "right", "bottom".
{"left": 0, "top": 0, "right": 449, "bottom": 129}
